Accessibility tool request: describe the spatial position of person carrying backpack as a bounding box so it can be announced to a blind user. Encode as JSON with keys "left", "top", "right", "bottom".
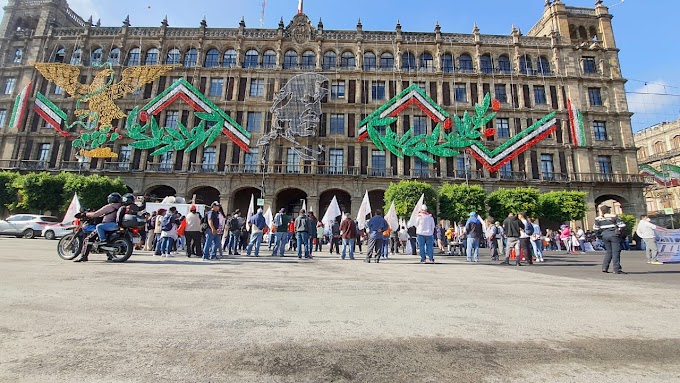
{"left": 202, "top": 202, "right": 224, "bottom": 260}
{"left": 295, "top": 209, "right": 311, "bottom": 259}
{"left": 226, "top": 212, "right": 241, "bottom": 255}
{"left": 272, "top": 208, "right": 291, "bottom": 257}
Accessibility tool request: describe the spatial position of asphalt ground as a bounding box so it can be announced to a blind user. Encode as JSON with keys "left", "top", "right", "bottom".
{"left": 1, "top": 237, "right": 679, "bottom": 382}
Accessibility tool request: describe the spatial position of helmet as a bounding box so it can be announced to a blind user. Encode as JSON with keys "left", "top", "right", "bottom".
{"left": 121, "top": 193, "right": 135, "bottom": 206}
{"left": 107, "top": 192, "right": 122, "bottom": 204}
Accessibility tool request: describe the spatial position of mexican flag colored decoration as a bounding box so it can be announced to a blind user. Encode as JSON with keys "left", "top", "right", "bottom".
{"left": 9, "top": 82, "right": 32, "bottom": 132}
{"left": 640, "top": 164, "right": 680, "bottom": 187}
{"left": 567, "top": 99, "right": 587, "bottom": 147}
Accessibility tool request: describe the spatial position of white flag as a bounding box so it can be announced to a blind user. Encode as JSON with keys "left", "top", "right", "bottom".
{"left": 264, "top": 207, "right": 273, "bottom": 228}
{"left": 385, "top": 201, "right": 399, "bottom": 231}
{"left": 356, "top": 190, "right": 372, "bottom": 230}
{"left": 301, "top": 200, "right": 307, "bottom": 212}
{"left": 246, "top": 194, "right": 255, "bottom": 229}
{"left": 322, "top": 196, "right": 342, "bottom": 228}
{"left": 62, "top": 193, "right": 81, "bottom": 224}
{"left": 407, "top": 194, "right": 425, "bottom": 228}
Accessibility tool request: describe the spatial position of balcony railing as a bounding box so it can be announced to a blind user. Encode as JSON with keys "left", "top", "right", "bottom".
{"left": 316, "top": 166, "right": 360, "bottom": 176}
{"left": 103, "top": 162, "right": 132, "bottom": 172}
{"left": 15, "top": 160, "right": 50, "bottom": 171}
{"left": 190, "top": 163, "right": 217, "bottom": 173}
{"left": 497, "top": 171, "right": 528, "bottom": 181}
{"left": 61, "top": 161, "right": 91, "bottom": 171}
{"left": 146, "top": 163, "right": 174, "bottom": 173}
{"left": 410, "top": 169, "right": 440, "bottom": 179}
{"left": 367, "top": 167, "right": 395, "bottom": 177}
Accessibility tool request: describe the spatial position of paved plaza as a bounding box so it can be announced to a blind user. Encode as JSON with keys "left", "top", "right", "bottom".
{"left": 1, "top": 237, "right": 680, "bottom": 382}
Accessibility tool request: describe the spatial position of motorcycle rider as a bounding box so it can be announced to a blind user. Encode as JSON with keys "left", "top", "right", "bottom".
{"left": 74, "top": 192, "right": 123, "bottom": 263}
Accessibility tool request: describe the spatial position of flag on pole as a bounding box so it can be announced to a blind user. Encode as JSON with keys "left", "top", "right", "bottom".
{"left": 246, "top": 194, "right": 255, "bottom": 229}
{"left": 301, "top": 199, "right": 307, "bottom": 212}
{"left": 407, "top": 194, "right": 425, "bottom": 228}
{"left": 62, "top": 193, "right": 81, "bottom": 224}
{"left": 321, "top": 196, "right": 342, "bottom": 228}
{"left": 264, "top": 207, "right": 273, "bottom": 228}
{"left": 385, "top": 201, "right": 399, "bottom": 231}
{"left": 356, "top": 190, "right": 372, "bottom": 230}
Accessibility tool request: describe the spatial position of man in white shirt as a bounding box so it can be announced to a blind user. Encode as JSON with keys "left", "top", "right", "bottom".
{"left": 636, "top": 215, "right": 662, "bottom": 264}
{"left": 415, "top": 205, "right": 436, "bottom": 263}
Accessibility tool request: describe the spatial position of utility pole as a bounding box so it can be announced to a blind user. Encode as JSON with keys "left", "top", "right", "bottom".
{"left": 260, "top": 0, "right": 267, "bottom": 28}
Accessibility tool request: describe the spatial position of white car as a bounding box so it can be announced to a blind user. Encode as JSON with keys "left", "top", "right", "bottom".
{"left": 42, "top": 222, "right": 76, "bottom": 240}
{"left": 0, "top": 215, "right": 60, "bottom": 238}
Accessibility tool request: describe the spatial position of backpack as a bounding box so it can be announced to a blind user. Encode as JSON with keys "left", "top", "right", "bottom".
{"left": 524, "top": 222, "right": 534, "bottom": 236}
{"left": 296, "top": 216, "right": 308, "bottom": 232}
{"left": 228, "top": 216, "right": 240, "bottom": 232}
{"left": 161, "top": 214, "right": 173, "bottom": 231}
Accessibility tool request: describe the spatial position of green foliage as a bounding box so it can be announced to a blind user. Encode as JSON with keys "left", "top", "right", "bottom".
{"left": 619, "top": 214, "right": 636, "bottom": 236}
{"left": 62, "top": 173, "right": 128, "bottom": 211}
{"left": 439, "top": 184, "right": 487, "bottom": 224}
{"left": 538, "top": 191, "right": 588, "bottom": 223}
{"left": 0, "top": 171, "right": 19, "bottom": 211}
{"left": 383, "top": 180, "right": 438, "bottom": 218}
{"left": 486, "top": 187, "right": 540, "bottom": 220}
{"left": 12, "top": 172, "right": 68, "bottom": 213}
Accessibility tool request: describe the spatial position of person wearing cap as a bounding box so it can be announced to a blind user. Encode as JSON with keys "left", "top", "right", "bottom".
{"left": 246, "top": 207, "right": 267, "bottom": 257}
{"left": 226, "top": 212, "right": 242, "bottom": 256}
{"left": 272, "top": 208, "right": 291, "bottom": 257}
{"left": 594, "top": 205, "right": 627, "bottom": 274}
{"left": 465, "top": 212, "right": 484, "bottom": 262}
{"left": 202, "top": 201, "right": 223, "bottom": 260}
{"left": 415, "top": 205, "right": 436, "bottom": 263}
{"left": 184, "top": 205, "right": 203, "bottom": 258}
{"left": 502, "top": 212, "right": 524, "bottom": 266}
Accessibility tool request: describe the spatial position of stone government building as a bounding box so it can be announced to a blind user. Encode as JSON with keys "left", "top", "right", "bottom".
{"left": 0, "top": 0, "right": 649, "bottom": 225}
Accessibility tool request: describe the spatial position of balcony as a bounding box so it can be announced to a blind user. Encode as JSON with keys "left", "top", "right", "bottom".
{"left": 410, "top": 169, "right": 440, "bottom": 179}
{"left": 146, "top": 163, "right": 174, "bottom": 173}
{"left": 497, "top": 171, "right": 527, "bottom": 181}
{"left": 189, "top": 163, "right": 218, "bottom": 174}
{"left": 103, "top": 162, "right": 132, "bottom": 172}
{"left": 61, "top": 161, "right": 92, "bottom": 172}
{"left": 316, "top": 165, "right": 360, "bottom": 176}
{"left": 15, "top": 160, "right": 50, "bottom": 171}
{"left": 448, "top": 170, "right": 484, "bottom": 180}
{"left": 540, "top": 173, "right": 570, "bottom": 183}
{"left": 367, "top": 167, "right": 395, "bottom": 178}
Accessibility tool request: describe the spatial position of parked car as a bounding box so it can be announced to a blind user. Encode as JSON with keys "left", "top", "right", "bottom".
{"left": 42, "top": 222, "right": 75, "bottom": 240}
{"left": 0, "top": 215, "right": 60, "bottom": 239}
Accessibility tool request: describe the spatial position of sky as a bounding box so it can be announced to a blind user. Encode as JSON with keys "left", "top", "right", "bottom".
{"left": 1, "top": 0, "right": 678, "bottom": 131}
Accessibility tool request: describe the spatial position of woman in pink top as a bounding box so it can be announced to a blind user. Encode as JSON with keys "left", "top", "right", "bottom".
{"left": 560, "top": 225, "right": 573, "bottom": 254}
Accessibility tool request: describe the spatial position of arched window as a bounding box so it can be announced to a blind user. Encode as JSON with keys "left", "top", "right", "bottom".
{"left": 283, "top": 50, "right": 298, "bottom": 69}
{"left": 379, "top": 52, "right": 394, "bottom": 70}
{"left": 70, "top": 48, "right": 82, "bottom": 65}
{"left": 90, "top": 47, "right": 103, "bottom": 65}
{"left": 537, "top": 56, "right": 551, "bottom": 75}
{"left": 222, "top": 49, "right": 236, "bottom": 67}
{"left": 204, "top": 48, "right": 220, "bottom": 67}
{"left": 322, "top": 51, "right": 337, "bottom": 70}
{"left": 569, "top": 25, "right": 578, "bottom": 41}
{"left": 419, "top": 52, "right": 434, "bottom": 71}
{"left": 401, "top": 52, "right": 416, "bottom": 71}
{"left": 654, "top": 141, "right": 666, "bottom": 155}
{"left": 673, "top": 136, "right": 680, "bottom": 150}
{"left": 183, "top": 48, "right": 197, "bottom": 67}
{"left": 127, "top": 47, "right": 141, "bottom": 66}
{"left": 519, "top": 54, "right": 532, "bottom": 74}
{"left": 166, "top": 48, "right": 180, "bottom": 64}
{"left": 144, "top": 48, "right": 159, "bottom": 65}
{"left": 341, "top": 51, "right": 355, "bottom": 69}
{"left": 578, "top": 26, "right": 588, "bottom": 41}
{"left": 107, "top": 47, "right": 120, "bottom": 65}
{"left": 363, "top": 51, "right": 376, "bottom": 71}
{"left": 243, "top": 49, "right": 259, "bottom": 68}
{"left": 589, "top": 26, "right": 598, "bottom": 41}
{"left": 498, "top": 55, "right": 511, "bottom": 73}
{"left": 441, "top": 53, "right": 454, "bottom": 73}
{"left": 262, "top": 50, "right": 276, "bottom": 68}
{"left": 480, "top": 54, "right": 493, "bottom": 74}
{"left": 458, "top": 54, "right": 473, "bottom": 73}
{"left": 301, "top": 50, "right": 316, "bottom": 69}
{"left": 53, "top": 47, "right": 66, "bottom": 63}
{"left": 638, "top": 147, "right": 647, "bottom": 159}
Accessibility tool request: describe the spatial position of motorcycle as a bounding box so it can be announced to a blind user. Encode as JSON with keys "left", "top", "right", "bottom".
{"left": 57, "top": 207, "right": 146, "bottom": 263}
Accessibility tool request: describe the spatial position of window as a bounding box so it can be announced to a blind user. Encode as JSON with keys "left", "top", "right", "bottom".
{"left": 329, "top": 149, "right": 344, "bottom": 174}
{"left": 541, "top": 154, "right": 554, "bottom": 178}
{"left": 419, "top": 53, "right": 434, "bottom": 71}
{"left": 159, "top": 151, "right": 173, "bottom": 171}
{"left": 495, "top": 84, "right": 507, "bottom": 103}
{"left": 301, "top": 51, "right": 316, "bottom": 69}
{"left": 638, "top": 147, "right": 647, "bottom": 159}
{"left": 126, "top": 48, "right": 140, "bottom": 66}
{"left": 283, "top": 50, "right": 298, "bottom": 69}
{"left": 480, "top": 54, "right": 493, "bottom": 74}
{"left": 380, "top": 52, "right": 394, "bottom": 70}
{"left": 202, "top": 147, "right": 216, "bottom": 171}
{"left": 456, "top": 155, "right": 468, "bottom": 178}
{"left": 519, "top": 55, "right": 532, "bottom": 74}
{"left": 441, "top": 54, "right": 454, "bottom": 73}
{"left": 119, "top": 145, "right": 132, "bottom": 163}
{"left": 371, "top": 150, "right": 386, "bottom": 176}
{"left": 496, "top": 118, "right": 510, "bottom": 138}
{"left": 413, "top": 157, "right": 429, "bottom": 177}
{"left": 221, "top": 49, "right": 236, "bottom": 67}
{"left": 244, "top": 148, "right": 259, "bottom": 173}
{"left": 322, "top": 51, "right": 337, "bottom": 70}
{"left": 249, "top": 79, "right": 264, "bottom": 97}
{"left": 37, "top": 144, "right": 51, "bottom": 165}
{"left": 498, "top": 55, "right": 511, "bottom": 73}
{"left": 4, "top": 78, "right": 16, "bottom": 95}
{"left": 401, "top": 53, "right": 416, "bottom": 71}
{"left": 454, "top": 84, "right": 467, "bottom": 102}
{"left": 165, "top": 111, "right": 179, "bottom": 129}
{"left": 166, "top": 48, "right": 181, "bottom": 65}
{"left": 183, "top": 48, "right": 197, "bottom": 67}
{"left": 70, "top": 48, "right": 82, "bottom": 65}
{"left": 0, "top": 110, "right": 6, "bottom": 127}
{"left": 286, "top": 148, "right": 301, "bottom": 174}
{"left": 653, "top": 141, "right": 665, "bottom": 155}
{"left": 144, "top": 48, "right": 159, "bottom": 65}
{"left": 499, "top": 162, "right": 512, "bottom": 178}
{"left": 209, "top": 78, "right": 224, "bottom": 97}
{"left": 331, "top": 81, "right": 345, "bottom": 99}
{"left": 330, "top": 114, "right": 345, "bottom": 134}
{"left": 459, "top": 54, "right": 473, "bottom": 73}
{"left": 371, "top": 81, "right": 385, "bottom": 100}
{"left": 91, "top": 48, "right": 103, "bottom": 65}
{"left": 246, "top": 112, "right": 262, "bottom": 132}
{"left": 583, "top": 57, "right": 597, "bottom": 74}
{"left": 262, "top": 50, "right": 276, "bottom": 68}
{"left": 363, "top": 52, "right": 376, "bottom": 71}
{"left": 588, "top": 87, "right": 603, "bottom": 106}
{"left": 243, "top": 49, "right": 259, "bottom": 68}
{"left": 593, "top": 121, "right": 607, "bottom": 141}
{"left": 54, "top": 48, "right": 66, "bottom": 63}
{"left": 537, "top": 56, "right": 551, "bottom": 75}
{"left": 204, "top": 48, "right": 220, "bottom": 67}
{"left": 341, "top": 52, "right": 355, "bottom": 69}
{"left": 534, "top": 86, "right": 547, "bottom": 104}
{"left": 54, "top": 85, "right": 63, "bottom": 95}
{"left": 596, "top": 156, "right": 612, "bottom": 174}
{"left": 13, "top": 48, "right": 23, "bottom": 64}
{"left": 673, "top": 136, "right": 680, "bottom": 150}
{"left": 413, "top": 116, "right": 428, "bottom": 135}
{"left": 108, "top": 48, "right": 120, "bottom": 66}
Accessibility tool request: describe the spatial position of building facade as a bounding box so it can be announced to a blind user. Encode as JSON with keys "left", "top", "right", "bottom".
{"left": 636, "top": 119, "right": 680, "bottom": 215}
{"left": 0, "top": 0, "right": 648, "bottom": 225}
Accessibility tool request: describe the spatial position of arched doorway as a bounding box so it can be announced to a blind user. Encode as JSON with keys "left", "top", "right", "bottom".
{"left": 145, "top": 185, "right": 176, "bottom": 202}
{"left": 595, "top": 194, "right": 629, "bottom": 215}
{"left": 368, "top": 189, "right": 385, "bottom": 215}
{"left": 276, "top": 188, "right": 307, "bottom": 215}
{"left": 190, "top": 186, "right": 220, "bottom": 206}
{"left": 232, "top": 187, "right": 262, "bottom": 216}
{"left": 319, "top": 189, "right": 352, "bottom": 217}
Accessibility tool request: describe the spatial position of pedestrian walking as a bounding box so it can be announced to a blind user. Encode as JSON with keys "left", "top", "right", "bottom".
{"left": 594, "top": 205, "right": 627, "bottom": 274}
{"left": 636, "top": 215, "right": 662, "bottom": 265}
{"left": 364, "top": 209, "right": 388, "bottom": 263}
{"left": 465, "top": 212, "right": 483, "bottom": 262}
{"left": 340, "top": 213, "right": 357, "bottom": 260}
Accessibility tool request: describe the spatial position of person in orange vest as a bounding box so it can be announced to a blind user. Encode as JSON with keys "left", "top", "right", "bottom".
{"left": 382, "top": 227, "right": 391, "bottom": 259}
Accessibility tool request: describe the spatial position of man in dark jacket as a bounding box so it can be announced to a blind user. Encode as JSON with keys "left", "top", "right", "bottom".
{"left": 339, "top": 213, "right": 357, "bottom": 260}
{"left": 407, "top": 226, "right": 417, "bottom": 255}
{"left": 502, "top": 212, "right": 524, "bottom": 266}
{"left": 307, "top": 211, "right": 318, "bottom": 253}
{"left": 329, "top": 219, "right": 341, "bottom": 254}
{"left": 464, "top": 212, "right": 484, "bottom": 262}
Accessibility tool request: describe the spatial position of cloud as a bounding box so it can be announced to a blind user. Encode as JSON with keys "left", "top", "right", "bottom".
{"left": 627, "top": 80, "right": 677, "bottom": 115}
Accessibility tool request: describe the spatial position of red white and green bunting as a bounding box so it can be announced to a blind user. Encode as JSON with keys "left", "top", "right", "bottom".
{"left": 640, "top": 164, "right": 680, "bottom": 187}
{"left": 8, "top": 82, "right": 32, "bottom": 131}
{"left": 34, "top": 92, "right": 70, "bottom": 138}
{"left": 567, "top": 99, "right": 587, "bottom": 147}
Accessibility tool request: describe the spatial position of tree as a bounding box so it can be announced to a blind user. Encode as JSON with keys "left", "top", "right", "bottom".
{"left": 0, "top": 171, "right": 19, "bottom": 211}
{"left": 439, "top": 184, "right": 487, "bottom": 224}
{"left": 62, "top": 173, "right": 128, "bottom": 212}
{"left": 12, "top": 172, "right": 68, "bottom": 214}
{"left": 383, "top": 180, "right": 438, "bottom": 218}
{"left": 486, "top": 187, "right": 540, "bottom": 220}
{"left": 538, "top": 191, "right": 587, "bottom": 223}
{"left": 619, "top": 214, "right": 636, "bottom": 237}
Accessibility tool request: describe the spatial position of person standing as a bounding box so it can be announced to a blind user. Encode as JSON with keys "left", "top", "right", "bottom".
{"left": 390, "top": 225, "right": 400, "bottom": 255}
{"left": 272, "top": 208, "right": 291, "bottom": 257}
{"left": 530, "top": 218, "right": 544, "bottom": 262}
{"left": 560, "top": 225, "right": 573, "bottom": 254}
{"left": 407, "top": 225, "right": 417, "bottom": 256}
{"left": 502, "top": 212, "right": 524, "bottom": 266}
{"left": 465, "top": 212, "right": 483, "bottom": 262}
{"left": 576, "top": 226, "right": 586, "bottom": 253}
{"left": 295, "top": 209, "right": 311, "bottom": 259}
{"left": 144, "top": 211, "right": 157, "bottom": 251}
{"left": 517, "top": 213, "right": 534, "bottom": 264}
{"left": 315, "top": 222, "right": 324, "bottom": 251}
{"left": 495, "top": 221, "right": 505, "bottom": 258}
{"left": 636, "top": 215, "right": 662, "bottom": 265}
{"left": 594, "top": 205, "right": 627, "bottom": 274}
{"left": 184, "top": 205, "right": 203, "bottom": 258}
{"left": 340, "top": 213, "right": 357, "bottom": 260}
{"left": 246, "top": 208, "right": 267, "bottom": 257}
{"left": 160, "top": 207, "right": 180, "bottom": 257}
{"left": 153, "top": 209, "right": 166, "bottom": 256}
{"left": 307, "top": 211, "right": 318, "bottom": 253}
{"left": 202, "top": 202, "right": 223, "bottom": 260}
{"left": 364, "top": 209, "right": 388, "bottom": 263}
{"left": 226, "top": 212, "right": 242, "bottom": 256}
{"left": 486, "top": 220, "right": 500, "bottom": 261}
{"left": 329, "top": 218, "right": 341, "bottom": 255}
{"left": 415, "top": 205, "right": 436, "bottom": 263}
